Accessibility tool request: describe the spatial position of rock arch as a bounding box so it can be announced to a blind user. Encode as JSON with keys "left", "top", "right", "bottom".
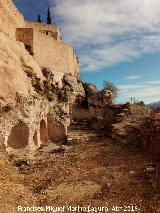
{"left": 7, "top": 121, "right": 29, "bottom": 149}
{"left": 40, "top": 119, "right": 48, "bottom": 143}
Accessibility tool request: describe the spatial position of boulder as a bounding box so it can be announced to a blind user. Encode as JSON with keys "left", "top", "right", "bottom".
{"left": 84, "top": 83, "right": 98, "bottom": 95}
{"left": 63, "top": 73, "right": 85, "bottom": 96}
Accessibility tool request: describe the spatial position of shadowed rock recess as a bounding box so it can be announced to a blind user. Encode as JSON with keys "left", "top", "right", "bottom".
{"left": 0, "top": 1, "right": 160, "bottom": 213}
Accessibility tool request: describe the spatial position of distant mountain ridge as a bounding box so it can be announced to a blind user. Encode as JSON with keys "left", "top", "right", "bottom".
{"left": 147, "top": 101, "right": 160, "bottom": 109}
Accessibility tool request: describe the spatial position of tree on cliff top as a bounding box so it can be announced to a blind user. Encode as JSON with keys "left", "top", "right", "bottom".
{"left": 102, "top": 80, "right": 119, "bottom": 101}
{"left": 47, "top": 7, "right": 52, "bottom": 24}
{"left": 37, "top": 14, "right": 42, "bottom": 23}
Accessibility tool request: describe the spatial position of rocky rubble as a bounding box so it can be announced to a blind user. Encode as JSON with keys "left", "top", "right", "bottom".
{"left": 63, "top": 73, "right": 85, "bottom": 97}
{"left": 111, "top": 103, "right": 160, "bottom": 156}
{"left": 0, "top": 145, "right": 37, "bottom": 213}
{"left": 83, "top": 83, "right": 113, "bottom": 107}
{"left": 138, "top": 112, "right": 160, "bottom": 156}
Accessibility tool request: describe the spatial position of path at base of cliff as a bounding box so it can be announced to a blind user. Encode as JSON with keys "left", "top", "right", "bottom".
{"left": 1, "top": 131, "right": 160, "bottom": 213}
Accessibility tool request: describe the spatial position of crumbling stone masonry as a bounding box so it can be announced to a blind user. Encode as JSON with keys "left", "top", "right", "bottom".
{"left": 16, "top": 22, "right": 79, "bottom": 79}
{"left": 16, "top": 28, "right": 34, "bottom": 55}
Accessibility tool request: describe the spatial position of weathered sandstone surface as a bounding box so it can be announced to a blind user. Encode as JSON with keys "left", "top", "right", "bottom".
{"left": 72, "top": 83, "right": 114, "bottom": 122}
{"left": 0, "top": 0, "right": 24, "bottom": 38}
{"left": 0, "top": 0, "right": 83, "bottom": 153}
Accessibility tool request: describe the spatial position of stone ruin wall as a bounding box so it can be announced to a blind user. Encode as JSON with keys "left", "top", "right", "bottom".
{"left": 16, "top": 28, "right": 34, "bottom": 55}
{"left": 72, "top": 102, "right": 117, "bottom": 130}
{"left": 0, "top": 0, "right": 24, "bottom": 39}
{"left": 71, "top": 87, "right": 114, "bottom": 125}
{"left": 25, "top": 21, "right": 62, "bottom": 40}
{"left": 33, "top": 29, "right": 79, "bottom": 78}
{"left": 16, "top": 21, "right": 80, "bottom": 85}
{"left": 72, "top": 104, "right": 106, "bottom": 120}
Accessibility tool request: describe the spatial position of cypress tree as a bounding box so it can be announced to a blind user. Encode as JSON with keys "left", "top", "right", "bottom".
{"left": 47, "top": 7, "right": 52, "bottom": 24}
{"left": 37, "top": 13, "right": 42, "bottom": 23}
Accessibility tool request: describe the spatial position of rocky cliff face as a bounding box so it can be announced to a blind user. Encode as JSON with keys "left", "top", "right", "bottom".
{"left": 0, "top": 0, "right": 83, "bottom": 154}
{"left": 71, "top": 83, "right": 114, "bottom": 125}
{"left": 0, "top": 30, "right": 70, "bottom": 153}
{"left": 0, "top": 0, "right": 24, "bottom": 38}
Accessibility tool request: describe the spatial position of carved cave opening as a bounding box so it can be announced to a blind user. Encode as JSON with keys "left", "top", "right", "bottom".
{"left": 7, "top": 122, "right": 29, "bottom": 149}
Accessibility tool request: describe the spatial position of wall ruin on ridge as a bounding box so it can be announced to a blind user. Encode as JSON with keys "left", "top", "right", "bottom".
{"left": 16, "top": 21, "right": 80, "bottom": 86}
{"left": 16, "top": 28, "right": 34, "bottom": 55}
{"left": 33, "top": 28, "right": 78, "bottom": 77}
{"left": 26, "top": 22, "right": 62, "bottom": 41}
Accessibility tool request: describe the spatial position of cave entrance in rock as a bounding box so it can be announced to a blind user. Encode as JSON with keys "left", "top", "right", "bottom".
{"left": 7, "top": 122, "right": 29, "bottom": 149}
{"left": 47, "top": 116, "right": 65, "bottom": 142}
{"left": 40, "top": 120, "right": 48, "bottom": 143}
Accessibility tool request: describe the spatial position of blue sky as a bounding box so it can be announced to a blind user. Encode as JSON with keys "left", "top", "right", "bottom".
{"left": 13, "top": 0, "right": 160, "bottom": 104}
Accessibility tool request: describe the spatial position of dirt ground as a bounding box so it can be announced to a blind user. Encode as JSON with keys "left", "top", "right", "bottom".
{"left": 1, "top": 129, "right": 160, "bottom": 213}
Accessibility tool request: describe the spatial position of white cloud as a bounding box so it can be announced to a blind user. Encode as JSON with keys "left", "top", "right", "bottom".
{"left": 125, "top": 75, "right": 142, "bottom": 80}
{"left": 147, "top": 80, "right": 160, "bottom": 84}
{"left": 118, "top": 82, "right": 160, "bottom": 103}
{"left": 50, "top": 0, "right": 160, "bottom": 71}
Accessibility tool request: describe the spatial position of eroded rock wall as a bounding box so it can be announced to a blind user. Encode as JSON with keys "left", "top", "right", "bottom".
{"left": 0, "top": 0, "right": 74, "bottom": 152}
{"left": 71, "top": 83, "right": 114, "bottom": 126}
{"left": 0, "top": 0, "right": 119, "bottom": 153}
{"left": 0, "top": 0, "right": 24, "bottom": 38}
{"left": 0, "top": 31, "right": 69, "bottom": 153}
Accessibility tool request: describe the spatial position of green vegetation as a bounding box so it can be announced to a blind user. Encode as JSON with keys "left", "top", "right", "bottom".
{"left": 37, "top": 14, "right": 41, "bottom": 23}
{"left": 47, "top": 7, "right": 52, "bottom": 24}
{"left": 102, "top": 80, "right": 119, "bottom": 100}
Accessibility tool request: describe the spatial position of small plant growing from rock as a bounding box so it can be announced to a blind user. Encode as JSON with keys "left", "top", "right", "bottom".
{"left": 41, "top": 67, "right": 54, "bottom": 81}
{"left": 47, "top": 7, "right": 52, "bottom": 24}
{"left": 37, "top": 13, "right": 42, "bottom": 23}
{"left": 46, "top": 92, "right": 54, "bottom": 102}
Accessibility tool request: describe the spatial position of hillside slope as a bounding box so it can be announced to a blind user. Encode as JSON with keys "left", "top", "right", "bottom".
{"left": 147, "top": 101, "right": 160, "bottom": 109}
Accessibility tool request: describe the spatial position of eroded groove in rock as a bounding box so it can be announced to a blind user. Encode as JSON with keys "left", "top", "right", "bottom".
{"left": 33, "top": 131, "right": 38, "bottom": 147}
{"left": 40, "top": 119, "right": 48, "bottom": 144}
